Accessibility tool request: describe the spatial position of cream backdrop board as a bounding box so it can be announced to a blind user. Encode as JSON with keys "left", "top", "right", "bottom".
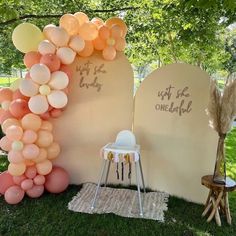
{"left": 134, "top": 63, "right": 218, "bottom": 203}
{"left": 53, "top": 52, "right": 134, "bottom": 184}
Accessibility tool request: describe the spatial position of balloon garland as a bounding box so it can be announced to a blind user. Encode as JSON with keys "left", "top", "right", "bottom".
{"left": 0, "top": 12, "right": 127, "bottom": 204}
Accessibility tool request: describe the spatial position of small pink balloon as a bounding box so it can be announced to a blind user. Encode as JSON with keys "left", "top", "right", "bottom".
{"left": 6, "top": 125, "right": 23, "bottom": 141}
{"left": 26, "top": 184, "right": 44, "bottom": 198}
{"left": 0, "top": 136, "right": 13, "bottom": 152}
{"left": 33, "top": 175, "right": 45, "bottom": 185}
{"left": 4, "top": 185, "right": 25, "bottom": 204}
{"left": 21, "top": 179, "right": 34, "bottom": 191}
{"left": 12, "top": 89, "right": 29, "bottom": 101}
{"left": 25, "top": 166, "right": 37, "bottom": 179}
{"left": 24, "top": 51, "right": 41, "bottom": 68}
{"left": 13, "top": 175, "right": 26, "bottom": 185}
{"left": 0, "top": 171, "right": 15, "bottom": 194}
{"left": 40, "top": 111, "right": 51, "bottom": 120}
{"left": 50, "top": 108, "right": 62, "bottom": 118}
{"left": 40, "top": 54, "right": 61, "bottom": 72}
{"left": 8, "top": 150, "right": 24, "bottom": 163}
{"left": 22, "top": 144, "right": 40, "bottom": 159}
{"left": 22, "top": 130, "right": 38, "bottom": 144}
{"left": 60, "top": 64, "right": 73, "bottom": 80}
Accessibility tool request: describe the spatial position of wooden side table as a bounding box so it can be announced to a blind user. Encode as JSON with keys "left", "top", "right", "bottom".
{"left": 201, "top": 175, "right": 236, "bottom": 226}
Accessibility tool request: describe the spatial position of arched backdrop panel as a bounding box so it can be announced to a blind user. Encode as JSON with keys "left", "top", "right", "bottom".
{"left": 53, "top": 52, "right": 134, "bottom": 184}
{"left": 134, "top": 63, "right": 218, "bottom": 203}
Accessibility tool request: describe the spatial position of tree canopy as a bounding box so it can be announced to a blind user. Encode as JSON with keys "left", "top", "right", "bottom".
{"left": 0, "top": 0, "right": 235, "bottom": 76}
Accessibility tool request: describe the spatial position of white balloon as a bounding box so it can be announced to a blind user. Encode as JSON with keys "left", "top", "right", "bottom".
{"left": 46, "top": 26, "right": 69, "bottom": 47}
{"left": 56, "top": 47, "right": 76, "bottom": 65}
{"left": 38, "top": 40, "right": 56, "bottom": 55}
{"left": 28, "top": 95, "right": 49, "bottom": 114}
{"left": 47, "top": 90, "right": 68, "bottom": 108}
{"left": 69, "top": 36, "right": 85, "bottom": 53}
{"left": 30, "top": 64, "right": 51, "bottom": 85}
{"left": 19, "top": 79, "right": 39, "bottom": 97}
{"left": 48, "top": 71, "right": 69, "bottom": 90}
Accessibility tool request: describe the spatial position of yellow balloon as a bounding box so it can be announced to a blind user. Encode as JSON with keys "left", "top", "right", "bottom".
{"left": 12, "top": 23, "right": 44, "bottom": 53}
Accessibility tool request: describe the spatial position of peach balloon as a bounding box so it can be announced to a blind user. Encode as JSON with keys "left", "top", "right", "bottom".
{"left": 43, "top": 24, "right": 57, "bottom": 39}
{"left": 34, "top": 148, "right": 47, "bottom": 163}
{"left": 0, "top": 136, "right": 13, "bottom": 152}
{"left": 68, "top": 35, "right": 85, "bottom": 53}
{"left": 33, "top": 175, "right": 45, "bottom": 185}
{"left": 8, "top": 150, "right": 24, "bottom": 163}
{"left": 2, "top": 118, "right": 21, "bottom": 133}
{"left": 98, "top": 25, "right": 110, "bottom": 40}
{"left": 50, "top": 108, "right": 62, "bottom": 118}
{"left": 40, "top": 120, "right": 53, "bottom": 131}
{"left": 13, "top": 175, "right": 26, "bottom": 185}
{"left": 30, "top": 64, "right": 51, "bottom": 85}
{"left": 36, "top": 160, "right": 52, "bottom": 175}
{"left": 0, "top": 171, "right": 15, "bottom": 194}
{"left": 47, "top": 142, "right": 60, "bottom": 160}
{"left": 74, "top": 12, "right": 89, "bottom": 25}
{"left": 105, "top": 17, "right": 128, "bottom": 37}
{"left": 11, "top": 140, "right": 24, "bottom": 151}
{"left": 59, "top": 14, "right": 80, "bottom": 36}
{"left": 22, "top": 130, "right": 38, "bottom": 144}
{"left": 19, "top": 79, "right": 39, "bottom": 97}
{"left": 4, "top": 185, "right": 25, "bottom": 204}
{"left": 78, "top": 40, "right": 94, "bottom": 57}
{"left": 48, "top": 71, "right": 69, "bottom": 90}
{"left": 26, "top": 184, "right": 44, "bottom": 198}
{"left": 21, "top": 179, "right": 34, "bottom": 191}
{"left": 47, "top": 90, "right": 68, "bottom": 109}
{"left": 0, "top": 88, "right": 13, "bottom": 103}
{"left": 25, "top": 166, "right": 37, "bottom": 179}
{"left": 21, "top": 113, "right": 42, "bottom": 132}
{"left": 13, "top": 89, "right": 29, "bottom": 101}
{"left": 60, "top": 64, "right": 73, "bottom": 79}
{"left": 56, "top": 47, "right": 76, "bottom": 65}
{"left": 6, "top": 125, "right": 23, "bottom": 141}
{"left": 79, "top": 22, "right": 98, "bottom": 41}
{"left": 93, "top": 36, "right": 106, "bottom": 51}
{"left": 28, "top": 95, "right": 49, "bottom": 114}
{"left": 23, "top": 51, "right": 41, "bottom": 68}
{"left": 40, "top": 111, "right": 51, "bottom": 120}
{"left": 22, "top": 144, "right": 40, "bottom": 159}
{"left": 102, "top": 46, "right": 116, "bottom": 61}
{"left": 91, "top": 17, "right": 104, "bottom": 28}
{"left": 8, "top": 162, "right": 26, "bottom": 176}
{"left": 47, "top": 26, "right": 69, "bottom": 47}
{"left": 0, "top": 110, "right": 13, "bottom": 124}
{"left": 38, "top": 40, "right": 56, "bottom": 55}
{"left": 115, "top": 37, "right": 126, "bottom": 51}
{"left": 36, "top": 130, "right": 53, "bottom": 147}
{"left": 40, "top": 53, "right": 61, "bottom": 72}
{"left": 24, "top": 159, "right": 35, "bottom": 166}
{"left": 9, "top": 99, "right": 30, "bottom": 119}
{"left": 111, "top": 25, "right": 122, "bottom": 38}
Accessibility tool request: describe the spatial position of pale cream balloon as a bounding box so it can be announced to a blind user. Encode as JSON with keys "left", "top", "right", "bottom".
{"left": 68, "top": 35, "right": 85, "bottom": 53}
{"left": 30, "top": 64, "right": 51, "bottom": 85}
{"left": 19, "top": 79, "right": 39, "bottom": 97}
{"left": 47, "top": 27, "right": 70, "bottom": 47}
{"left": 28, "top": 95, "right": 49, "bottom": 114}
{"left": 56, "top": 47, "right": 76, "bottom": 65}
{"left": 38, "top": 40, "right": 56, "bottom": 55}
{"left": 48, "top": 71, "right": 69, "bottom": 90}
{"left": 47, "top": 90, "right": 68, "bottom": 108}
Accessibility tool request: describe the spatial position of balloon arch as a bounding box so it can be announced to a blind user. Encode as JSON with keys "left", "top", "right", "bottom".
{"left": 0, "top": 12, "right": 127, "bottom": 204}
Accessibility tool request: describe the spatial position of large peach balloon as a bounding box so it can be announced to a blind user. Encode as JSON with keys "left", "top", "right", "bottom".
{"left": 4, "top": 185, "right": 25, "bottom": 204}
{"left": 59, "top": 14, "right": 80, "bottom": 36}
{"left": 2, "top": 118, "right": 21, "bottom": 133}
{"left": 40, "top": 120, "right": 53, "bottom": 131}
{"left": 28, "top": 95, "right": 49, "bottom": 114}
{"left": 48, "top": 71, "right": 69, "bottom": 90}
{"left": 19, "top": 79, "right": 39, "bottom": 97}
{"left": 36, "top": 160, "right": 52, "bottom": 175}
{"left": 0, "top": 171, "right": 15, "bottom": 194}
{"left": 78, "top": 40, "right": 94, "bottom": 57}
{"left": 0, "top": 136, "right": 13, "bottom": 151}
{"left": 79, "top": 22, "right": 98, "bottom": 41}
{"left": 6, "top": 125, "right": 23, "bottom": 141}
{"left": 36, "top": 130, "right": 53, "bottom": 147}
{"left": 105, "top": 17, "right": 128, "bottom": 37}
{"left": 74, "top": 12, "right": 89, "bottom": 25}
{"left": 21, "top": 113, "right": 42, "bottom": 132}
{"left": 26, "top": 184, "right": 44, "bottom": 198}
{"left": 38, "top": 40, "right": 56, "bottom": 55}
{"left": 102, "top": 46, "right": 116, "bottom": 61}
{"left": 0, "top": 88, "right": 13, "bottom": 102}
{"left": 46, "top": 26, "right": 69, "bottom": 47}
{"left": 56, "top": 47, "right": 76, "bottom": 65}
{"left": 47, "top": 90, "right": 68, "bottom": 109}
{"left": 22, "top": 130, "right": 38, "bottom": 144}
{"left": 34, "top": 148, "right": 47, "bottom": 163}
{"left": 9, "top": 99, "right": 30, "bottom": 119}
{"left": 8, "top": 162, "right": 26, "bottom": 176}
{"left": 22, "top": 144, "right": 40, "bottom": 159}
{"left": 23, "top": 51, "right": 41, "bottom": 68}
{"left": 30, "top": 64, "right": 51, "bottom": 85}
{"left": 69, "top": 35, "right": 85, "bottom": 53}
{"left": 40, "top": 54, "right": 61, "bottom": 72}
{"left": 47, "top": 142, "right": 60, "bottom": 160}
{"left": 45, "top": 166, "right": 69, "bottom": 193}
{"left": 8, "top": 150, "right": 24, "bottom": 163}
{"left": 12, "top": 23, "right": 44, "bottom": 53}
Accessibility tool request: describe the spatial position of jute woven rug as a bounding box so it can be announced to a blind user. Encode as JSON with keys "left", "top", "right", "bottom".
{"left": 68, "top": 183, "right": 169, "bottom": 221}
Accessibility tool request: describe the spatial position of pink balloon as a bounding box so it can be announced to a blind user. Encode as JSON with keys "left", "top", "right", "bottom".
{"left": 8, "top": 150, "right": 24, "bottom": 163}
{"left": 33, "top": 175, "right": 45, "bottom": 185}
{"left": 21, "top": 179, "right": 34, "bottom": 191}
{"left": 40, "top": 53, "right": 61, "bottom": 72}
{"left": 50, "top": 108, "right": 62, "bottom": 118}
{"left": 22, "top": 130, "right": 38, "bottom": 144}
{"left": 13, "top": 175, "right": 26, "bottom": 185}
{"left": 45, "top": 166, "right": 69, "bottom": 193}
{"left": 0, "top": 87, "right": 13, "bottom": 103}
{"left": 9, "top": 99, "right": 30, "bottom": 119}
{"left": 0, "top": 171, "right": 15, "bottom": 194}
{"left": 24, "top": 51, "right": 41, "bottom": 68}
{"left": 0, "top": 110, "right": 14, "bottom": 124}
{"left": 12, "top": 89, "right": 29, "bottom": 101}
{"left": 4, "top": 185, "right": 25, "bottom": 204}
{"left": 22, "top": 144, "right": 40, "bottom": 159}
{"left": 0, "top": 136, "right": 13, "bottom": 151}
{"left": 25, "top": 166, "right": 37, "bottom": 179}
{"left": 26, "top": 184, "right": 44, "bottom": 198}
{"left": 6, "top": 125, "right": 23, "bottom": 141}
{"left": 40, "top": 111, "right": 51, "bottom": 120}
{"left": 60, "top": 64, "right": 73, "bottom": 80}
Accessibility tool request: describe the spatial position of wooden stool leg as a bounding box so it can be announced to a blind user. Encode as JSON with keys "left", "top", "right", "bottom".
{"left": 207, "top": 191, "right": 223, "bottom": 223}
{"left": 224, "top": 192, "right": 232, "bottom": 225}
{"left": 202, "top": 189, "right": 213, "bottom": 217}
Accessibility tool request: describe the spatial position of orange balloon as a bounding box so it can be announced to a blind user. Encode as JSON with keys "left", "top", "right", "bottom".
{"left": 47, "top": 142, "right": 60, "bottom": 160}
{"left": 2, "top": 118, "right": 21, "bottom": 134}
{"left": 74, "top": 12, "right": 89, "bottom": 25}
{"left": 98, "top": 25, "right": 110, "bottom": 40}
{"left": 24, "top": 159, "right": 35, "bottom": 166}
{"left": 93, "top": 36, "right": 106, "bottom": 51}
{"left": 110, "top": 25, "right": 122, "bottom": 38}
{"left": 91, "top": 17, "right": 104, "bottom": 28}
{"left": 40, "top": 120, "right": 53, "bottom": 132}
{"left": 79, "top": 22, "right": 98, "bottom": 41}
{"left": 102, "top": 46, "right": 116, "bottom": 61}
{"left": 8, "top": 162, "right": 26, "bottom": 176}
{"left": 78, "top": 40, "right": 94, "bottom": 57}
{"left": 105, "top": 17, "right": 128, "bottom": 37}
{"left": 0, "top": 88, "right": 13, "bottom": 103}
{"left": 115, "top": 37, "right": 126, "bottom": 51}
{"left": 21, "top": 113, "right": 42, "bottom": 132}
{"left": 9, "top": 99, "right": 30, "bottom": 119}
{"left": 23, "top": 51, "right": 41, "bottom": 68}
{"left": 34, "top": 148, "right": 47, "bottom": 163}
{"left": 36, "top": 130, "right": 53, "bottom": 148}
{"left": 36, "top": 160, "right": 52, "bottom": 175}
{"left": 59, "top": 14, "right": 80, "bottom": 36}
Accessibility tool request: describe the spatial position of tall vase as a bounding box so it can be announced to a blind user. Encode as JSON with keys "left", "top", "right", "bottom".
{"left": 213, "top": 134, "right": 226, "bottom": 184}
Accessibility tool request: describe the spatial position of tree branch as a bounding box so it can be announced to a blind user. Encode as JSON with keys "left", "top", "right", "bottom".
{"left": 0, "top": 7, "right": 139, "bottom": 26}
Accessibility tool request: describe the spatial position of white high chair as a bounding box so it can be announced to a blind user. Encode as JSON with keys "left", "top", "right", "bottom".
{"left": 91, "top": 130, "right": 146, "bottom": 216}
